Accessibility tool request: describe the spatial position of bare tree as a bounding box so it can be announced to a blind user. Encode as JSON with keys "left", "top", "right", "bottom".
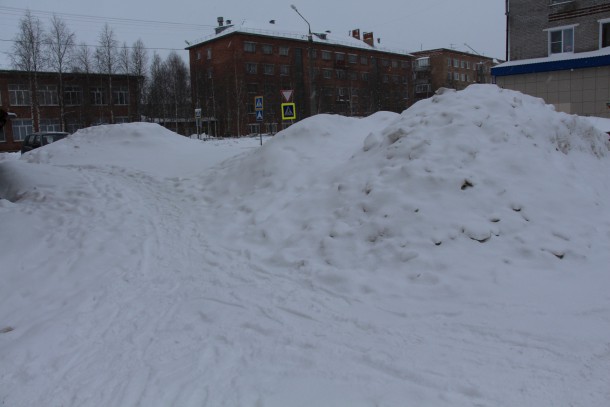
{"left": 95, "top": 23, "right": 118, "bottom": 123}
{"left": 73, "top": 42, "right": 94, "bottom": 74}
{"left": 11, "top": 10, "right": 45, "bottom": 132}
{"left": 118, "top": 42, "right": 131, "bottom": 120}
{"left": 131, "top": 39, "right": 148, "bottom": 121}
{"left": 165, "top": 51, "right": 190, "bottom": 133}
{"left": 45, "top": 14, "right": 75, "bottom": 131}
{"left": 146, "top": 52, "right": 167, "bottom": 122}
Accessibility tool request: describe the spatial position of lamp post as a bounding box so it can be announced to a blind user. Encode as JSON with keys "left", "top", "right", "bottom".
{"left": 290, "top": 4, "right": 316, "bottom": 117}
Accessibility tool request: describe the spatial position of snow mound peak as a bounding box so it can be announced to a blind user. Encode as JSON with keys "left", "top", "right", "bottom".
{"left": 370, "top": 84, "right": 609, "bottom": 157}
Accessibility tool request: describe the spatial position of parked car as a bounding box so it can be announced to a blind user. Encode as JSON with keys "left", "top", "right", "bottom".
{"left": 20, "top": 131, "right": 69, "bottom": 154}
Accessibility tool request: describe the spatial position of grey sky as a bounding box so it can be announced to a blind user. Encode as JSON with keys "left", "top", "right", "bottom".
{"left": 0, "top": 0, "right": 506, "bottom": 69}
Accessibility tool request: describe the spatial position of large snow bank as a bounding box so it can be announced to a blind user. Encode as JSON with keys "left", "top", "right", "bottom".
{"left": 1, "top": 85, "right": 609, "bottom": 407}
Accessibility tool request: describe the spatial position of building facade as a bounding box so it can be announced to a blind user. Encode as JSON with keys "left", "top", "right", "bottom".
{"left": 493, "top": 0, "right": 610, "bottom": 117}
{"left": 0, "top": 70, "right": 141, "bottom": 152}
{"left": 187, "top": 19, "right": 413, "bottom": 136}
{"left": 411, "top": 49, "right": 496, "bottom": 103}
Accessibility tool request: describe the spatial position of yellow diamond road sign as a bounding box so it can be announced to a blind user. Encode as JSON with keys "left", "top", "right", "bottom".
{"left": 281, "top": 103, "right": 296, "bottom": 120}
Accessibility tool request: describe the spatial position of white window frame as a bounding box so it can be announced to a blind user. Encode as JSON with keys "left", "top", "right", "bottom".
{"left": 545, "top": 24, "right": 577, "bottom": 55}
{"left": 279, "top": 46, "right": 289, "bottom": 56}
{"left": 112, "top": 86, "right": 129, "bottom": 105}
{"left": 599, "top": 18, "right": 610, "bottom": 49}
{"left": 8, "top": 84, "right": 30, "bottom": 106}
{"left": 11, "top": 119, "right": 33, "bottom": 141}
{"left": 64, "top": 85, "right": 82, "bottom": 106}
{"left": 90, "top": 87, "right": 106, "bottom": 105}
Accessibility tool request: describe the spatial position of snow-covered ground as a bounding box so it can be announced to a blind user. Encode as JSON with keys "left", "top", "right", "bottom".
{"left": 1, "top": 85, "right": 609, "bottom": 406}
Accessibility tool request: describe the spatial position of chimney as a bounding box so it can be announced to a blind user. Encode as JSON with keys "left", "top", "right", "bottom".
{"left": 363, "top": 32, "right": 374, "bottom": 47}
{"left": 226, "top": 19, "right": 232, "bottom": 25}
{"left": 217, "top": 16, "right": 224, "bottom": 27}
{"left": 351, "top": 29, "right": 361, "bottom": 40}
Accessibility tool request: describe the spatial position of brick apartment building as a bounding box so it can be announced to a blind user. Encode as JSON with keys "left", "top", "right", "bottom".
{"left": 0, "top": 70, "right": 140, "bottom": 152}
{"left": 493, "top": 0, "right": 610, "bottom": 117}
{"left": 411, "top": 48, "right": 496, "bottom": 103}
{"left": 186, "top": 18, "right": 414, "bottom": 136}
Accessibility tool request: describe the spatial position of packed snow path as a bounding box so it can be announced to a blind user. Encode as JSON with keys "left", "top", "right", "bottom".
{"left": 1, "top": 85, "right": 610, "bottom": 406}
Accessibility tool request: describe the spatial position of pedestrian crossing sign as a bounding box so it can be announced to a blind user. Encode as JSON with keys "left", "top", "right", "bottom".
{"left": 255, "top": 96, "right": 263, "bottom": 110}
{"left": 281, "top": 103, "right": 296, "bottom": 120}
{"left": 256, "top": 110, "right": 264, "bottom": 122}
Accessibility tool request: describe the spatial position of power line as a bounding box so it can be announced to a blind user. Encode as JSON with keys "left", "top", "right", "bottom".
{"left": 0, "top": 6, "right": 214, "bottom": 31}
{"left": 0, "top": 37, "right": 187, "bottom": 53}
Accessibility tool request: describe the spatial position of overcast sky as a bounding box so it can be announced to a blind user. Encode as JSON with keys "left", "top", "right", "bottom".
{"left": 0, "top": 0, "right": 506, "bottom": 70}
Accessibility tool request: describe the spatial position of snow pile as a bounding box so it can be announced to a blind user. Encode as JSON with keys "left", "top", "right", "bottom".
{"left": 1, "top": 85, "right": 609, "bottom": 407}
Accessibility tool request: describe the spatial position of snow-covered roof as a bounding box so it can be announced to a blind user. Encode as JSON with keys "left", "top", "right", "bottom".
{"left": 188, "top": 19, "right": 412, "bottom": 57}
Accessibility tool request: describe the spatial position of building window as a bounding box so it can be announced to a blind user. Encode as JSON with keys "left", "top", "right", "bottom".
{"left": 113, "top": 86, "right": 129, "bottom": 105}
{"left": 309, "top": 49, "right": 317, "bottom": 59}
{"left": 64, "top": 85, "right": 82, "bottom": 106}
{"left": 246, "top": 62, "right": 257, "bottom": 74}
{"left": 280, "top": 65, "right": 290, "bottom": 76}
{"left": 37, "top": 85, "right": 58, "bottom": 106}
{"left": 248, "top": 123, "right": 260, "bottom": 134}
{"left": 454, "top": 72, "right": 459, "bottom": 81}
{"left": 262, "top": 44, "right": 273, "bottom": 55}
{"left": 601, "top": 20, "right": 610, "bottom": 48}
{"left": 460, "top": 60, "right": 465, "bottom": 69}
{"left": 279, "top": 46, "right": 289, "bottom": 56}
{"left": 361, "top": 72, "right": 369, "bottom": 81}
{"left": 392, "top": 59, "right": 398, "bottom": 68}
{"left": 336, "top": 69, "right": 346, "bottom": 79}
{"left": 461, "top": 73, "right": 466, "bottom": 82}
{"left": 196, "top": 51, "right": 201, "bottom": 60}
{"left": 39, "top": 119, "right": 61, "bottom": 132}
{"left": 360, "top": 56, "right": 368, "bottom": 65}
{"left": 90, "top": 87, "right": 106, "bottom": 105}
{"left": 0, "top": 127, "right": 5, "bottom": 143}
{"left": 466, "top": 61, "right": 471, "bottom": 69}
{"left": 322, "top": 50, "right": 332, "bottom": 60}
{"left": 323, "top": 69, "right": 332, "bottom": 79}
{"left": 115, "top": 116, "right": 129, "bottom": 124}
{"left": 447, "top": 58, "right": 452, "bottom": 67}
{"left": 349, "top": 71, "right": 358, "bottom": 80}
{"left": 8, "top": 84, "right": 30, "bottom": 106}
{"left": 415, "top": 84, "right": 432, "bottom": 93}
{"left": 549, "top": 27, "right": 574, "bottom": 54}
{"left": 263, "top": 64, "right": 275, "bottom": 75}
{"left": 401, "top": 60, "right": 409, "bottom": 69}
{"left": 448, "top": 72, "right": 452, "bottom": 81}
{"left": 383, "top": 74, "right": 389, "bottom": 83}
{"left": 453, "top": 58, "right": 459, "bottom": 68}
{"left": 244, "top": 42, "right": 256, "bottom": 53}
{"left": 336, "top": 52, "right": 345, "bottom": 62}
{"left": 348, "top": 54, "right": 358, "bottom": 64}
{"left": 11, "top": 119, "right": 33, "bottom": 141}
{"left": 207, "top": 48, "right": 212, "bottom": 59}
{"left": 381, "top": 58, "right": 389, "bottom": 67}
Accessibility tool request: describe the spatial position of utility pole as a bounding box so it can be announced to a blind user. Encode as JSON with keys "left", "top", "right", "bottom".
{"left": 291, "top": 4, "right": 317, "bottom": 117}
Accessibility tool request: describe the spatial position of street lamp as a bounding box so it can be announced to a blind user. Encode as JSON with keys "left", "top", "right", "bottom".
{"left": 290, "top": 4, "right": 317, "bottom": 116}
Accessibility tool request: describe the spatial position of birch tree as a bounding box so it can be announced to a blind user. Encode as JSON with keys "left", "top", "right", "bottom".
{"left": 11, "top": 10, "right": 45, "bottom": 132}
{"left": 131, "top": 39, "right": 148, "bottom": 121}
{"left": 45, "top": 14, "right": 75, "bottom": 131}
{"left": 95, "top": 24, "right": 118, "bottom": 123}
